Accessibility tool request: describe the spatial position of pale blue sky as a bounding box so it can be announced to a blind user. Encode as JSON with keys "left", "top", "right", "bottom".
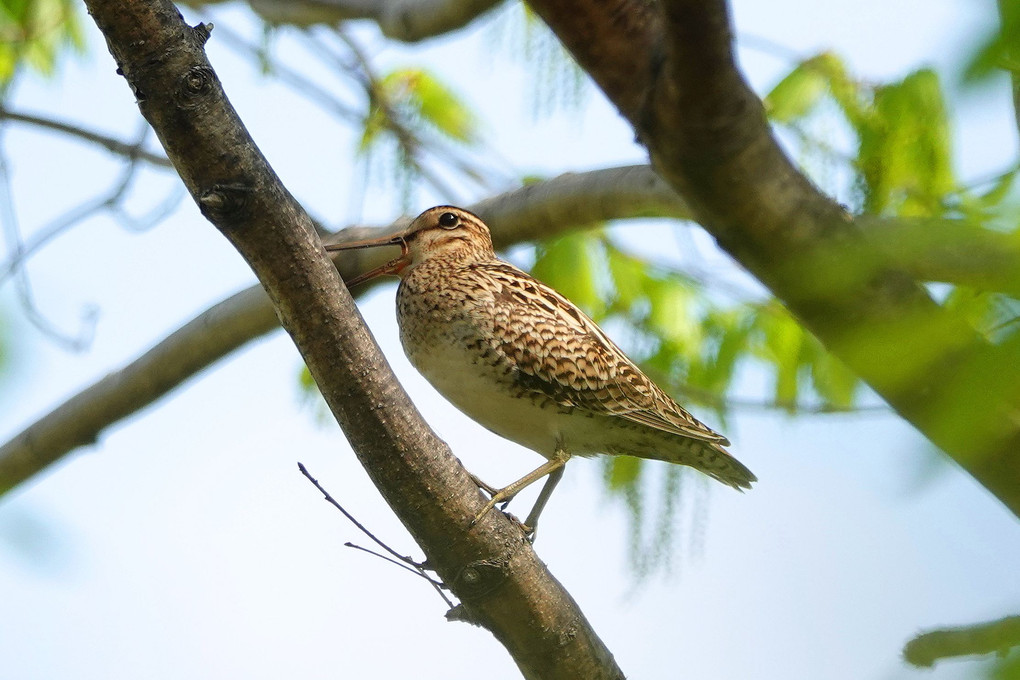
{"left": 1, "top": 1, "right": 1018, "bottom": 678}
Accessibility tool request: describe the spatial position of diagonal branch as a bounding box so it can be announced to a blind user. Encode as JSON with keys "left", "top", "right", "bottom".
{"left": 526, "top": 0, "right": 1020, "bottom": 519}
{"left": 78, "top": 2, "right": 623, "bottom": 677}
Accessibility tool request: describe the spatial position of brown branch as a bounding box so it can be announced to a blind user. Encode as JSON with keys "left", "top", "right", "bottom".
{"left": 80, "top": 2, "right": 623, "bottom": 678}
{"left": 186, "top": 0, "right": 504, "bottom": 42}
{"left": 526, "top": 0, "right": 1020, "bottom": 519}
{"left": 904, "top": 615, "right": 1020, "bottom": 667}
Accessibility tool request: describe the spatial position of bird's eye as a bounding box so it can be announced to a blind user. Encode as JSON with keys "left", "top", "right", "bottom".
{"left": 438, "top": 212, "right": 459, "bottom": 229}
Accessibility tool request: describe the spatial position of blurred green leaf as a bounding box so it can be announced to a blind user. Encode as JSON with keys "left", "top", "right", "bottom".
{"left": 963, "top": 1, "right": 1020, "bottom": 84}
{"left": 531, "top": 230, "right": 607, "bottom": 317}
{"left": 765, "top": 52, "right": 866, "bottom": 128}
{"left": 810, "top": 351, "right": 859, "bottom": 410}
{"left": 991, "top": 649, "right": 1020, "bottom": 680}
{"left": 647, "top": 279, "right": 700, "bottom": 353}
{"left": 765, "top": 53, "right": 838, "bottom": 123}
{"left": 0, "top": 0, "right": 84, "bottom": 85}
{"left": 752, "top": 302, "right": 804, "bottom": 407}
{"left": 378, "top": 68, "right": 478, "bottom": 144}
{"left": 605, "top": 455, "right": 642, "bottom": 491}
{"left": 858, "top": 69, "right": 954, "bottom": 215}
{"left": 688, "top": 308, "right": 756, "bottom": 397}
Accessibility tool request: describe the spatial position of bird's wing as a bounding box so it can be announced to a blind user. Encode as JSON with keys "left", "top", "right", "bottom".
{"left": 476, "top": 262, "right": 729, "bottom": 445}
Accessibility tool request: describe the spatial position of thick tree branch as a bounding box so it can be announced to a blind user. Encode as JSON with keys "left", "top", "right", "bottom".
{"left": 526, "top": 0, "right": 1020, "bottom": 518}
{"left": 5, "top": 162, "right": 1020, "bottom": 495}
{"left": 904, "top": 615, "right": 1020, "bottom": 667}
{"left": 78, "top": 2, "right": 623, "bottom": 677}
{"left": 187, "top": 0, "right": 504, "bottom": 42}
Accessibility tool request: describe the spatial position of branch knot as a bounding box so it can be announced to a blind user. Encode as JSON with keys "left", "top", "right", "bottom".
{"left": 199, "top": 183, "right": 254, "bottom": 220}
{"left": 177, "top": 66, "right": 215, "bottom": 107}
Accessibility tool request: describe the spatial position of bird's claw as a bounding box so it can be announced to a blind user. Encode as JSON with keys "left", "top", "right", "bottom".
{"left": 469, "top": 501, "right": 534, "bottom": 539}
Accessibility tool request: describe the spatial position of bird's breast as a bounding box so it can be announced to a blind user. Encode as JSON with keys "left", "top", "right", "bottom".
{"left": 395, "top": 276, "right": 592, "bottom": 458}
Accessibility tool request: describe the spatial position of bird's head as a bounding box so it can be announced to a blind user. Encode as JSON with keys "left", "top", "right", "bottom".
{"left": 325, "top": 206, "right": 495, "bottom": 287}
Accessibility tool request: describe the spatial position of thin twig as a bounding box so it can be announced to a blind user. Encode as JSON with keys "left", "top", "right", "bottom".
{"left": 0, "top": 104, "right": 173, "bottom": 168}
{"left": 297, "top": 462, "right": 454, "bottom": 608}
{"left": 0, "top": 127, "right": 98, "bottom": 350}
{"left": 344, "top": 542, "right": 455, "bottom": 608}
{"left": 208, "top": 18, "right": 362, "bottom": 124}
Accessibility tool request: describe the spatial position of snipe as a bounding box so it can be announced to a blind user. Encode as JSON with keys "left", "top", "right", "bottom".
{"left": 326, "top": 206, "right": 755, "bottom": 534}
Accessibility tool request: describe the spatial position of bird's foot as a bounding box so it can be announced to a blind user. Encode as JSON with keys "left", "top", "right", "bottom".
{"left": 469, "top": 484, "right": 523, "bottom": 527}
{"left": 469, "top": 501, "right": 535, "bottom": 539}
{"left": 468, "top": 471, "right": 500, "bottom": 497}
{"left": 503, "top": 512, "right": 535, "bottom": 538}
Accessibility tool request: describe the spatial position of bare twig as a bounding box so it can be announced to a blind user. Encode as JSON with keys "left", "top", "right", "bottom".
{"left": 208, "top": 18, "right": 363, "bottom": 123}
{"left": 0, "top": 104, "right": 173, "bottom": 168}
{"left": 298, "top": 462, "right": 455, "bottom": 608}
{"left": 298, "top": 462, "right": 420, "bottom": 566}
{"left": 0, "top": 140, "right": 170, "bottom": 285}
{"left": 0, "top": 130, "right": 98, "bottom": 350}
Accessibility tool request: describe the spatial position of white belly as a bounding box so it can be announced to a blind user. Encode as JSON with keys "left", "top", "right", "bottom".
{"left": 404, "top": 338, "right": 597, "bottom": 459}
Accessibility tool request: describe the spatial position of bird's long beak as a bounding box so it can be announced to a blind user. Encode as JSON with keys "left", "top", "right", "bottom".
{"left": 325, "top": 234, "right": 409, "bottom": 288}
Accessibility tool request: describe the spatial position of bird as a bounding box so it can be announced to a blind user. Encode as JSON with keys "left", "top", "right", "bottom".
{"left": 325, "top": 206, "right": 755, "bottom": 534}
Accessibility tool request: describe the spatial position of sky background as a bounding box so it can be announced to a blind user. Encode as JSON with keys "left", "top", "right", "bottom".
{"left": 2, "top": 1, "right": 1020, "bottom": 678}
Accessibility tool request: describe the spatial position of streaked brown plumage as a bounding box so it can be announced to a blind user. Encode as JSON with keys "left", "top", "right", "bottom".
{"left": 327, "top": 206, "right": 755, "bottom": 532}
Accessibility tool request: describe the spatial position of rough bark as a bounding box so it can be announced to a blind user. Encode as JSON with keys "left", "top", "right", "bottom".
{"left": 526, "top": 0, "right": 1020, "bottom": 519}
{"left": 80, "top": 1, "right": 623, "bottom": 678}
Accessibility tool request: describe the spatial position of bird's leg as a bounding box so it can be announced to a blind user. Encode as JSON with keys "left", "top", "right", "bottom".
{"left": 522, "top": 464, "right": 565, "bottom": 539}
{"left": 470, "top": 457, "right": 568, "bottom": 528}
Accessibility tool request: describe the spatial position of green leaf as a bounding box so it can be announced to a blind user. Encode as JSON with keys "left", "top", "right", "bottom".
{"left": 963, "top": 1, "right": 1020, "bottom": 83}
{"left": 604, "top": 455, "right": 642, "bottom": 491}
{"left": 646, "top": 279, "right": 700, "bottom": 352}
{"left": 531, "top": 230, "right": 606, "bottom": 317}
{"left": 689, "top": 308, "right": 756, "bottom": 396}
{"left": 606, "top": 247, "right": 652, "bottom": 314}
{"left": 380, "top": 68, "right": 478, "bottom": 143}
{"left": 765, "top": 54, "right": 834, "bottom": 123}
{"left": 0, "top": 0, "right": 85, "bottom": 85}
{"left": 858, "top": 69, "right": 954, "bottom": 215}
{"left": 810, "top": 352, "right": 859, "bottom": 410}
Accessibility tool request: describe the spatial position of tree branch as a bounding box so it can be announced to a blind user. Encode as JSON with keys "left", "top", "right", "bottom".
{"left": 0, "top": 164, "right": 690, "bottom": 495}
{"left": 904, "top": 615, "right": 1020, "bottom": 667}
{"left": 77, "top": 2, "right": 623, "bottom": 677}
{"left": 526, "top": 0, "right": 1020, "bottom": 519}
{"left": 187, "top": 0, "right": 505, "bottom": 42}
{"left": 0, "top": 104, "right": 174, "bottom": 168}
{"left": 6, "top": 162, "right": 1020, "bottom": 495}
